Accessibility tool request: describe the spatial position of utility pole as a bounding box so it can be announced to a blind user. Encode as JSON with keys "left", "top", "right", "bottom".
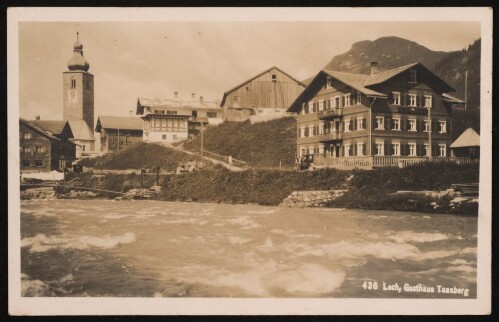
{"left": 428, "top": 104, "right": 432, "bottom": 159}
{"left": 117, "top": 121, "right": 120, "bottom": 150}
{"left": 200, "top": 122, "right": 204, "bottom": 158}
{"left": 464, "top": 70, "right": 468, "bottom": 111}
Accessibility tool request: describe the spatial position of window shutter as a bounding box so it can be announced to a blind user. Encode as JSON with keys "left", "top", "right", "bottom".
{"left": 353, "top": 144, "right": 357, "bottom": 156}
{"left": 402, "top": 93, "right": 407, "bottom": 106}
{"left": 352, "top": 94, "right": 356, "bottom": 105}
{"left": 353, "top": 119, "right": 357, "bottom": 131}
{"left": 341, "top": 145, "right": 344, "bottom": 157}
{"left": 432, "top": 120, "right": 437, "bottom": 133}
{"left": 432, "top": 144, "right": 438, "bottom": 157}
{"left": 363, "top": 143, "right": 367, "bottom": 156}
{"left": 385, "top": 117, "right": 391, "bottom": 130}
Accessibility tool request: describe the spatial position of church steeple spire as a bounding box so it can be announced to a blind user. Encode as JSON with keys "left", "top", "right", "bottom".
{"left": 68, "top": 32, "right": 89, "bottom": 72}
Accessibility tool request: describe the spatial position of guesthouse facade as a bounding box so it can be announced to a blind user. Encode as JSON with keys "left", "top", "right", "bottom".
{"left": 136, "top": 93, "right": 223, "bottom": 143}
{"left": 288, "top": 62, "right": 464, "bottom": 169}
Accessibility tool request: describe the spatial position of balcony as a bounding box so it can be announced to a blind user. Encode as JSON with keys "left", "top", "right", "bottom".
{"left": 320, "top": 132, "right": 343, "bottom": 142}
{"left": 317, "top": 108, "right": 343, "bottom": 120}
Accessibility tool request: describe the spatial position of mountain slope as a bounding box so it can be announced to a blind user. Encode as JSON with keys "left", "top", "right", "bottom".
{"left": 324, "top": 36, "right": 448, "bottom": 74}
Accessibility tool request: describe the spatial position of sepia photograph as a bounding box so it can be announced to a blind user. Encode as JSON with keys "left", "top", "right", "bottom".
{"left": 7, "top": 7, "right": 492, "bottom": 315}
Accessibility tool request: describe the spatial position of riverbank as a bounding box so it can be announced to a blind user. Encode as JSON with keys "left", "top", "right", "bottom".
{"left": 24, "top": 162, "right": 479, "bottom": 215}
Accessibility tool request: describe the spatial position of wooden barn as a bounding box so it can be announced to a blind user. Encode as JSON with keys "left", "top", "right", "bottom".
{"left": 220, "top": 66, "right": 305, "bottom": 122}
{"left": 450, "top": 128, "right": 480, "bottom": 158}
{"left": 95, "top": 116, "right": 144, "bottom": 153}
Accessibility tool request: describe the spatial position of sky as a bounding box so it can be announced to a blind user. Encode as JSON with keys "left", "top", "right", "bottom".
{"left": 18, "top": 21, "right": 480, "bottom": 122}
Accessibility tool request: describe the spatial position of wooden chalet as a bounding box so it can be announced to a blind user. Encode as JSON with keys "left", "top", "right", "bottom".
{"left": 20, "top": 118, "right": 76, "bottom": 172}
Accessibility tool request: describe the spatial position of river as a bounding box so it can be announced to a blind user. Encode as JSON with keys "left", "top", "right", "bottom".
{"left": 20, "top": 200, "right": 477, "bottom": 298}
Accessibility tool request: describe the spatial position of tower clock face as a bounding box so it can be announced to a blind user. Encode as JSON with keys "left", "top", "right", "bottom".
{"left": 69, "top": 90, "right": 78, "bottom": 103}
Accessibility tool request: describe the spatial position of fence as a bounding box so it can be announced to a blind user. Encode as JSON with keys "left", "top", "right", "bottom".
{"left": 312, "top": 155, "right": 478, "bottom": 170}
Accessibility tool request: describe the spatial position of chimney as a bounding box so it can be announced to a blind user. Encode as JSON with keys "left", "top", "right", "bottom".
{"left": 35, "top": 115, "right": 40, "bottom": 120}
{"left": 370, "top": 62, "right": 378, "bottom": 75}
{"left": 174, "top": 91, "right": 179, "bottom": 99}
{"left": 191, "top": 93, "right": 195, "bottom": 99}
{"left": 199, "top": 96, "right": 204, "bottom": 104}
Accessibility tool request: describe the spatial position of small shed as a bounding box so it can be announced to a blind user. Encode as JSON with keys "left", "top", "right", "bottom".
{"left": 450, "top": 128, "right": 480, "bottom": 158}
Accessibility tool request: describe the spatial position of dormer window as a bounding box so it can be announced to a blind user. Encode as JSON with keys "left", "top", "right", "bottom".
{"left": 409, "top": 70, "right": 417, "bottom": 83}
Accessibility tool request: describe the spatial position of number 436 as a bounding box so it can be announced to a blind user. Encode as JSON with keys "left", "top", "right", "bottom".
{"left": 362, "top": 281, "right": 378, "bottom": 290}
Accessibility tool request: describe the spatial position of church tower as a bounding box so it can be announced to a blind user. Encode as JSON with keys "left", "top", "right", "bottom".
{"left": 63, "top": 33, "right": 94, "bottom": 131}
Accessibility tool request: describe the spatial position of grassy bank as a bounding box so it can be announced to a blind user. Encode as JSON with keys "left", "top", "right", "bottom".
{"left": 182, "top": 117, "right": 297, "bottom": 169}
{"left": 77, "top": 142, "right": 209, "bottom": 171}
{"left": 70, "top": 162, "right": 479, "bottom": 214}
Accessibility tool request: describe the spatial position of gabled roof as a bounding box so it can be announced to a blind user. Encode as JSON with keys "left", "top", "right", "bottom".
{"left": 95, "top": 116, "right": 143, "bottom": 132}
{"left": 68, "top": 120, "right": 95, "bottom": 141}
{"left": 287, "top": 62, "right": 455, "bottom": 113}
{"left": 137, "top": 97, "right": 220, "bottom": 109}
{"left": 20, "top": 118, "right": 60, "bottom": 141}
{"left": 220, "top": 66, "right": 306, "bottom": 106}
{"left": 31, "top": 120, "right": 68, "bottom": 136}
{"left": 442, "top": 93, "right": 465, "bottom": 104}
{"left": 451, "top": 128, "right": 480, "bottom": 148}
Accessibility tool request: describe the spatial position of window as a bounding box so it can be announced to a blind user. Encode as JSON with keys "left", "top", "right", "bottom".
{"left": 439, "top": 144, "right": 447, "bottom": 157}
{"left": 22, "top": 146, "right": 30, "bottom": 153}
{"left": 272, "top": 74, "right": 277, "bottom": 81}
{"left": 23, "top": 132, "right": 32, "bottom": 139}
{"left": 334, "top": 96, "right": 340, "bottom": 109}
{"left": 344, "top": 119, "right": 351, "bottom": 132}
{"left": 357, "top": 92, "right": 362, "bottom": 105}
{"left": 162, "top": 134, "right": 167, "bottom": 140}
{"left": 409, "top": 94, "right": 417, "bottom": 107}
{"left": 344, "top": 144, "right": 351, "bottom": 157}
{"left": 22, "top": 160, "right": 30, "bottom": 167}
{"left": 319, "top": 123, "right": 324, "bottom": 135}
{"left": 409, "top": 143, "right": 417, "bottom": 156}
{"left": 319, "top": 145, "right": 324, "bottom": 155}
{"left": 357, "top": 117, "right": 364, "bottom": 130}
{"left": 161, "top": 119, "right": 167, "bottom": 129}
{"left": 344, "top": 94, "right": 351, "bottom": 107}
{"left": 424, "top": 95, "right": 432, "bottom": 108}
{"left": 36, "top": 146, "right": 45, "bottom": 153}
{"left": 326, "top": 76, "right": 332, "bottom": 88}
{"left": 308, "top": 146, "right": 314, "bottom": 155}
{"left": 392, "top": 118, "right": 400, "bottom": 131}
{"left": 82, "top": 145, "right": 86, "bottom": 152}
{"left": 375, "top": 116, "right": 384, "bottom": 130}
{"left": 357, "top": 142, "right": 364, "bottom": 156}
{"left": 207, "top": 112, "right": 217, "bottom": 118}
{"left": 318, "top": 100, "right": 324, "bottom": 111}
{"left": 409, "top": 119, "right": 417, "bottom": 131}
{"left": 375, "top": 142, "right": 384, "bottom": 156}
{"left": 439, "top": 121, "right": 447, "bottom": 133}
{"left": 300, "top": 126, "right": 306, "bottom": 137}
{"left": 167, "top": 110, "right": 177, "bottom": 115}
{"left": 409, "top": 70, "right": 417, "bottom": 83}
{"left": 154, "top": 110, "right": 165, "bottom": 114}
{"left": 392, "top": 143, "right": 400, "bottom": 156}
{"left": 173, "top": 134, "right": 177, "bottom": 140}
{"left": 36, "top": 160, "right": 44, "bottom": 167}
{"left": 309, "top": 125, "right": 315, "bottom": 137}
{"left": 167, "top": 119, "right": 173, "bottom": 129}
{"left": 71, "top": 78, "right": 76, "bottom": 89}
{"left": 392, "top": 92, "right": 401, "bottom": 105}
{"left": 300, "top": 148, "right": 306, "bottom": 156}
{"left": 424, "top": 120, "right": 430, "bottom": 132}
{"left": 424, "top": 144, "right": 430, "bottom": 157}
{"left": 308, "top": 102, "right": 313, "bottom": 114}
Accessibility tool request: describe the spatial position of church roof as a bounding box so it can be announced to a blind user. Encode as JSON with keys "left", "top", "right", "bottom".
{"left": 95, "top": 116, "right": 143, "bottom": 132}
{"left": 31, "top": 120, "right": 70, "bottom": 137}
{"left": 68, "top": 120, "right": 95, "bottom": 141}
{"left": 451, "top": 128, "right": 480, "bottom": 148}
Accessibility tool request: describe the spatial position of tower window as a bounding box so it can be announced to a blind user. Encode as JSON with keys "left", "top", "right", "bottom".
{"left": 71, "top": 78, "right": 76, "bottom": 89}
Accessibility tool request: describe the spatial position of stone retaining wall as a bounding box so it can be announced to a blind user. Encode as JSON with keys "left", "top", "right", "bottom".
{"left": 280, "top": 190, "right": 346, "bottom": 208}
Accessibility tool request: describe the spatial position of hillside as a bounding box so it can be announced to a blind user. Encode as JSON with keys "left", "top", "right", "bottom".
{"left": 324, "top": 36, "right": 448, "bottom": 74}
{"left": 77, "top": 142, "right": 209, "bottom": 171}
{"left": 435, "top": 38, "right": 481, "bottom": 111}
{"left": 182, "top": 117, "right": 297, "bottom": 169}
